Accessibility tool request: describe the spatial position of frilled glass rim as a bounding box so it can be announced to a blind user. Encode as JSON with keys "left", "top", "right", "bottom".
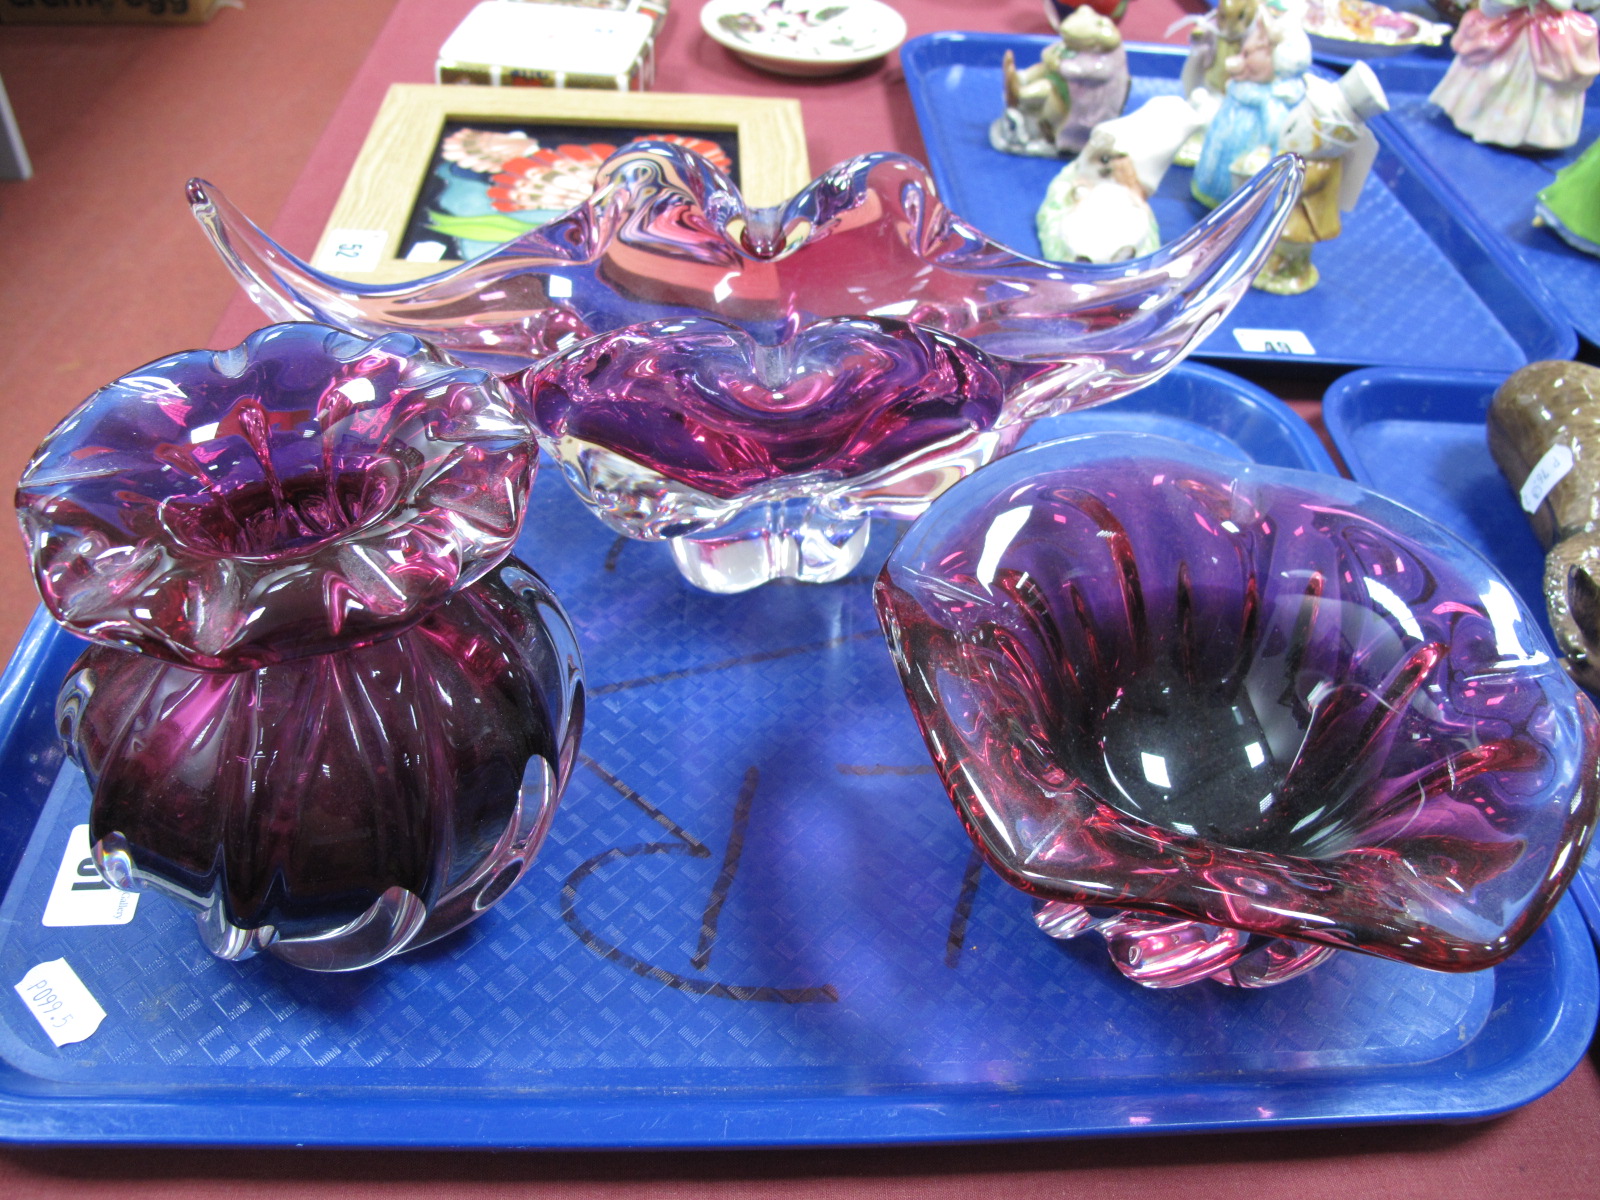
{"left": 875, "top": 432, "right": 1600, "bottom": 970}
{"left": 16, "top": 323, "right": 536, "bottom": 670}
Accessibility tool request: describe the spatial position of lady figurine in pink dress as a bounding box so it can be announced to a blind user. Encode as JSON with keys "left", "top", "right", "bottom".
{"left": 1430, "top": 0, "right": 1599, "bottom": 151}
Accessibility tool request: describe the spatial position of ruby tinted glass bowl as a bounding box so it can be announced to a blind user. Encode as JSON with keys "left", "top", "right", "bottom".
{"left": 16, "top": 323, "right": 534, "bottom": 670}
{"left": 517, "top": 313, "right": 1018, "bottom": 536}
{"left": 189, "top": 147, "right": 1300, "bottom": 591}
{"left": 875, "top": 433, "right": 1599, "bottom": 981}
{"left": 61, "top": 556, "right": 584, "bottom": 972}
{"left": 188, "top": 144, "right": 1300, "bottom": 385}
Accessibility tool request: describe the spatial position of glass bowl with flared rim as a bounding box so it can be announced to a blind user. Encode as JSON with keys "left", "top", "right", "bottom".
{"left": 874, "top": 431, "right": 1600, "bottom": 986}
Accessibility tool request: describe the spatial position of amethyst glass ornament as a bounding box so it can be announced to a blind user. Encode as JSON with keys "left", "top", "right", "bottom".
{"left": 875, "top": 433, "right": 1600, "bottom": 988}
{"left": 58, "top": 556, "right": 582, "bottom": 971}
{"left": 188, "top": 144, "right": 1303, "bottom": 590}
{"left": 17, "top": 323, "right": 534, "bottom": 670}
{"left": 518, "top": 314, "right": 1023, "bottom": 590}
{"left": 17, "top": 324, "right": 583, "bottom": 972}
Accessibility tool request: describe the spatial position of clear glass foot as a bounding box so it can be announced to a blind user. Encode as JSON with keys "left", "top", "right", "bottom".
{"left": 1033, "top": 900, "right": 1335, "bottom": 988}
{"left": 669, "top": 500, "right": 872, "bottom": 592}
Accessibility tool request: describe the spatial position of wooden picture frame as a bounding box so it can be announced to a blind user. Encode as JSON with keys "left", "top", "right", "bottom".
{"left": 313, "top": 84, "right": 810, "bottom": 284}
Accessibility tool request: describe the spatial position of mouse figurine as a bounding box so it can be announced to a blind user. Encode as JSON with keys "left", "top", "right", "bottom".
{"left": 1037, "top": 95, "right": 1206, "bottom": 262}
{"left": 1249, "top": 61, "right": 1389, "bottom": 294}
{"left": 991, "top": 6, "right": 1131, "bottom": 157}
{"left": 1192, "top": 0, "right": 1312, "bottom": 208}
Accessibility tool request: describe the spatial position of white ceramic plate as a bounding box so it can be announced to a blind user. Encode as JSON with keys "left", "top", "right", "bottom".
{"left": 700, "top": 0, "right": 908, "bottom": 77}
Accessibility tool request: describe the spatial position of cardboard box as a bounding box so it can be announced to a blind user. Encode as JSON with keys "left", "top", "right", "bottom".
{"left": 0, "top": 0, "right": 228, "bottom": 24}
{"left": 436, "top": 1, "right": 657, "bottom": 90}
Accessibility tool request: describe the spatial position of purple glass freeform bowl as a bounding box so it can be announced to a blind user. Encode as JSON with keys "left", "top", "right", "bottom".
{"left": 189, "top": 145, "right": 1303, "bottom": 591}
{"left": 875, "top": 433, "right": 1600, "bottom": 986}
{"left": 188, "top": 144, "right": 1301, "bottom": 385}
{"left": 16, "top": 323, "right": 536, "bottom": 671}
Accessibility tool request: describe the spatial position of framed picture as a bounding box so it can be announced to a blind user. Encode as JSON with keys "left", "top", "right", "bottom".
{"left": 313, "top": 84, "right": 810, "bottom": 284}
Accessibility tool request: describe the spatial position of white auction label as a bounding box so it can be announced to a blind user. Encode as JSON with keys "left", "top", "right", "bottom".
{"left": 14, "top": 959, "right": 106, "bottom": 1048}
{"left": 404, "top": 240, "right": 447, "bottom": 263}
{"left": 42, "top": 824, "right": 137, "bottom": 927}
{"left": 1233, "top": 328, "right": 1317, "bottom": 356}
{"left": 1519, "top": 442, "right": 1575, "bottom": 514}
{"left": 314, "top": 229, "right": 389, "bottom": 274}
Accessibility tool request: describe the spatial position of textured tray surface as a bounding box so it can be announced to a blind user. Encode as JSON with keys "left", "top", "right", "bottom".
{"left": 1323, "top": 367, "right": 1600, "bottom": 947}
{"left": 901, "top": 34, "right": 1573, "bottom": 372}
{"left": 1373, "top": 59, "right": 1600, "bottom": 348}
{"left": 0, "top": 366, "right": 1591, "bottom": 1147}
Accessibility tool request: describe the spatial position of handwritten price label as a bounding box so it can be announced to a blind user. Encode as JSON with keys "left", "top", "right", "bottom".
{"left": 313, "top": 229, "right": 388, "bottom": 274}
{"left": 1520, "top": 443, "right": 1575, "bottom": 514}
{"left": 14, "top": 960, "right": 105, "bottom": 1048}
{"left": 1233, "top": 328, "right": 1317, "bottom": 357}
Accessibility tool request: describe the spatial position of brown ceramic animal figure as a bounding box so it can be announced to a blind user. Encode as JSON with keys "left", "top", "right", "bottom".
{"left": 1488, "top": 360, "right": 1600, "bottom": 691}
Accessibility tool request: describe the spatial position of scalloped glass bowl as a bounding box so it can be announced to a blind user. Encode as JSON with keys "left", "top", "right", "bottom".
{"left": 16, "top": 323, "right": 535, "bottom": 670}
{"left": 875, "top": 433, "right": 1600, "bottom": 987}
{"left": 517, "top": 314, "right": 1027, "bottom": 589}
{"left": 189, "top": 143, "right": 1303, "bottom": 590}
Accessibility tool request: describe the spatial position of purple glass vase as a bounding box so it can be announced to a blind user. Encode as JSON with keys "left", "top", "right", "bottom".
{"left": 875, "top": 433, "right": 1599, "bottom": 987}
{"left": 17, "top": 324, "right": 583, "bottom": 971}
{"left": 188, "top": 143, "right": 1303, "bottom": 590}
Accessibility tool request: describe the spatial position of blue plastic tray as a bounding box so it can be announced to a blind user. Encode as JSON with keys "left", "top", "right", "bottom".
{"left": 901, "top": 33, "right": 1575, "bottom": 372}
{"left": 1324, "top": 367, "right": 1600, "bottom": 947}
{"left": 0, "top": 364, "right": 1592, "bottom": 1147}
{"left": 1370, "top": 59, "right": 1600, "bottom": 349}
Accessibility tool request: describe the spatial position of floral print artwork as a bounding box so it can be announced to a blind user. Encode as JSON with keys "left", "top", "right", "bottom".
{"left": 405, "top": 124, "right": 737, "bottom": 262}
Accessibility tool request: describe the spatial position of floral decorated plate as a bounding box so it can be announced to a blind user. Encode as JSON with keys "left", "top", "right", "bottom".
{"left": 699, "top": 0, "right": 907, "bottom": 76}
{"left": 1303, "top": 0, "right": 1451, "bottom": 58}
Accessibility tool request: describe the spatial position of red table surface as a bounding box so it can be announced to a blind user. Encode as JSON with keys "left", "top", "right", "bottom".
{"left": 3, "top": 0, "right": 1597, "bottom": 1194}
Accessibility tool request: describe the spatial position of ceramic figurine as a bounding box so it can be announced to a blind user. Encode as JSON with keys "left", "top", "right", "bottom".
{"left": 991, "top": 6, "right": 1130, "bottom": 158}
{"left": 1488, "top": 360, "right": 1600, "bottom": 691}
{"left": 1536, "top": 135, "right": 1600, "bottom": 255}
{"left": 1037, "top": 133, "right": 1159, "bottom": 263}
{"left": 1250, "top": 62, "right": 1389, "bottom": 294}
{"left": 1181, "top": 0, "right": 1263, "bottom": 99}
{"left": 1173, "top": 0, "right": 1259, "bottom": 166}
{"left": 1044, "top": 0, "right": 1129, "bottom": 26}
{"left": 1037, "top": 96, "right": 1206, "bottom": 262}
{"left": 1430, "top": 0, "right": 1598, "bottom": 151}
{"left": 1191, "top": 0, "right": 1312, "bottom": 208}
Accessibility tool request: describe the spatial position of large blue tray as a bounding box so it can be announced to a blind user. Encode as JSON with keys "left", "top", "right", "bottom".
{"left": 1324, "top": 366, "right": 1600, "bottom": 947}
{"left": 1370, "top": 59, "right": 1600, "bottom": 349}
{"left": 901, "top": 33, "right": 1575, "bottom": 372}
{"left": 0, "top": 364, "right": 1592, "bottom": 1147}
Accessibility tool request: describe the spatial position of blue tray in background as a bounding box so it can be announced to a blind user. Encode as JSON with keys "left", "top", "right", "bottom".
{"left": 1323, "top": 367, "right": 1600, "bottom": 946}
{"left": 901, "top": 33, "right": 1575, "bottom": 372}
{"left": 0, "top": 364, "right": 1592, "bottom": 1147}
{"left": 1371, "top": 59, "right": 1600, "bottom": 349}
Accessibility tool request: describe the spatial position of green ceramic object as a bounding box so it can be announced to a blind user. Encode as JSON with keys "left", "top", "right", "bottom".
{"left": 1537, "top": 136, "right": 1600, "bottom": 256}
